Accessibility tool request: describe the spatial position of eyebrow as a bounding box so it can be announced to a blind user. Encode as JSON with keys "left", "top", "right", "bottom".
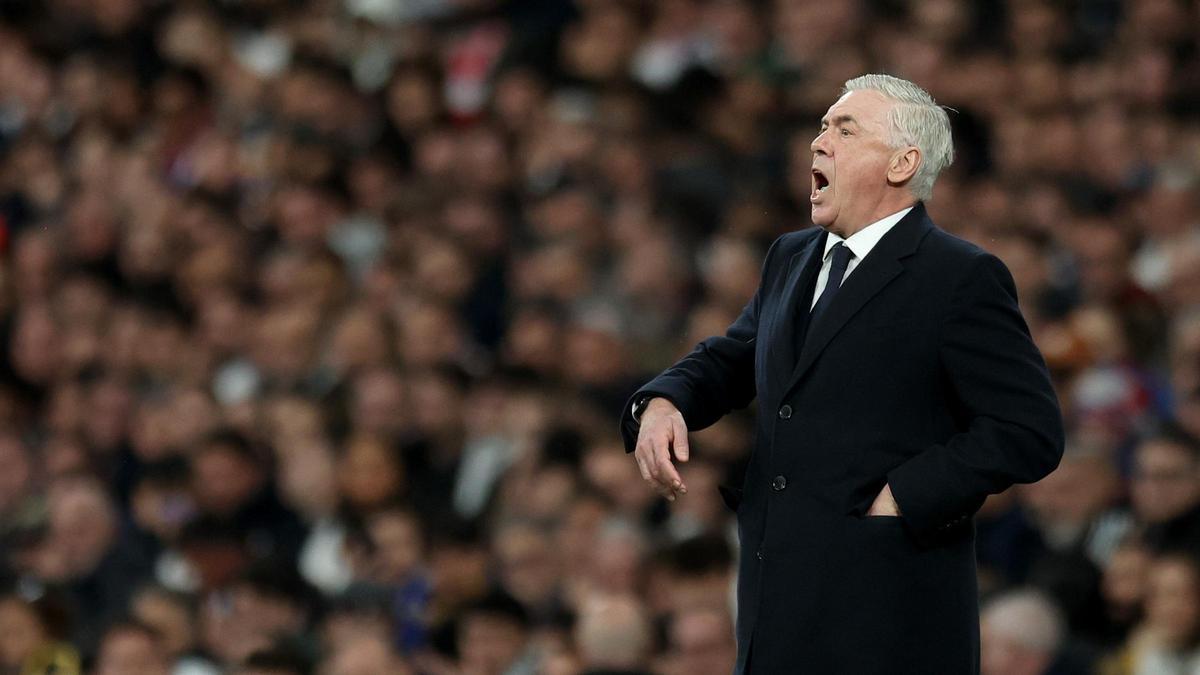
{"left": 820, "top": 114, "right": 859, "bottom": 128}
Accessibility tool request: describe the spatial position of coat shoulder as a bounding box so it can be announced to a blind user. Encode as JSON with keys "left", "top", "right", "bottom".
{"left": 919, "top": 224, "right": 1004, "bottom": 278}
{"left": 775, "top": 226, "right": 823, "bottom": 252}
{"left": 765, "top": 227, "right": 822, "bottom": 270}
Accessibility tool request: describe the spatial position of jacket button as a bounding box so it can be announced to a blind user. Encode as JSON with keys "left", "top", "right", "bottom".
{"left": 777, "top": 404, "right": 793, "bottom": 420}
{"left": 771, "top": 475, "right": 787, "bottom": 491}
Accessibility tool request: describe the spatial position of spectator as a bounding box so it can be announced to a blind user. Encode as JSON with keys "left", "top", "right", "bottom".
{"left": 662, "top": 534, "right": 736, "bottom": 615}
{"left": 322, "top": 634, "right": 412, "bottom": 675}
{"left": 980, "top": 588, "right": 1069, "bottom": 675}
{"left": 200, "top": 564, "right": 318, "bottom": 667}
{"left": 276, "top": 436, "right": 351, "bottom": 596}
{"left": 128, "top": 584, "right": 220, "bottom": 675}
{"left": 0, "top": 434, "right": 37, "bottom": 534}
{"left": 129, "top": 458, "right": 200, "bottom": 592}
{"left": 341, "top": 503, "right": 431, "bottom": 654}
{"left": 574, "top": 593, "right": 654, "bottom": 675}
{"left": 424, "top": 518, "right": 490, "bottom": 656}
{"left": 1131, "top": 428, "right": 1200, "bottom": 555}
{"left": 94, "top": 620, "right": 172, "bottom": 675}
{"left": 492, "top": 520, "right": 563, "bottom": 620}
{"left": 188, "top": 431, "right": 306, "bottom": 568}
{"left": 0, "top": 591, "right": 79, "bottom": 675}
{"left": 1100, "top": 537, "right": 1153, "bottom": 647}
{"left": 35, "top": 475, "right": 153, "bottom": 655}
{"left": 319, "top": 586, "right": 393, "bottom": 662}
{"left": 455, "top": 589, "right": 536, "bottom": 675}
{"left": 1, "top": 0, "right": 1200, "bottom": 671}
{"left": 666, "top": 605, "right": 737, "bottom": 675}
{"left": 1102, "top": 553, "right": 1200, "bottom": 675}
{"left": 580, "top": 518, "right": 647, "bottom": 598}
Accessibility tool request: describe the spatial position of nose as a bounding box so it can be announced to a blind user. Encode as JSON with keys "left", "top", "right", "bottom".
{"left": 810, "top": 129, "right": 830, "bottom": 156}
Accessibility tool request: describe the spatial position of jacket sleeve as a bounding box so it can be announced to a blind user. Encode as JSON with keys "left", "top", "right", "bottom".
{"left": 886, "top": 251, "right": 1065, "bottom": 540}
{"left": 619, "top": 236, "right": 783, "bottom": 454}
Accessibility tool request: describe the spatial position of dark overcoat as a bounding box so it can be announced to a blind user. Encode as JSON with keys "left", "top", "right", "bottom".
{"left": 620, "top": 203, "right": 1064, "bottom": 674}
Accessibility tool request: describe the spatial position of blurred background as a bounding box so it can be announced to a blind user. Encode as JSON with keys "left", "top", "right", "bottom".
{"left": 0, "top": 0, "right": 1198, "bottom": 674}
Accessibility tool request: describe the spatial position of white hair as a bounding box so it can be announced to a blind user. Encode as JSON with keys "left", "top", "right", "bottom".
{"left": 575, "top": 594, "right": 652, "bottom": 668}
{"left": 842, "top": 74, "right": 954, "bottom": 201}
{"left": 981, "top": 588, "right": 1065, "bottom": 653}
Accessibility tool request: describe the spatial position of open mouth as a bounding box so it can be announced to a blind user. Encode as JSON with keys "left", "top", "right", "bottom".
{"left": 811, "top": 169, "right": 830, "bottom": 198}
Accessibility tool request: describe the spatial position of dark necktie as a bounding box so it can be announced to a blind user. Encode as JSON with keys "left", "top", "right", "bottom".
{"left": 809, "top": 241, "right": 853, "bottom": 326}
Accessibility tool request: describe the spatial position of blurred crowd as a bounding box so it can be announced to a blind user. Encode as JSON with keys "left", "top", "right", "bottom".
{"left": 0, "top": 0, "right": 1198, "bottom": 674}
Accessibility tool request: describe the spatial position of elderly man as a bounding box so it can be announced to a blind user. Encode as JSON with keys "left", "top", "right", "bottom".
{"left": 980, "top": 589, "right": 1067, "bottom": 675}
{"left": 620, "top": 74, "right": 1064, "bottom": 674}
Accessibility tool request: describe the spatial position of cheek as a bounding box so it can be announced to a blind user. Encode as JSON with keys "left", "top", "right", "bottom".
{"left": 845, "top": 160, "right": 877, "bottom": 184}
{"left": 838, "top": 152, "right": 889, "bottom": 187}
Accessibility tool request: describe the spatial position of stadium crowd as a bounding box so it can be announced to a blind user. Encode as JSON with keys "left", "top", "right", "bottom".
{"left": 1, "top": 0, "right": 1199, "bottom": 673}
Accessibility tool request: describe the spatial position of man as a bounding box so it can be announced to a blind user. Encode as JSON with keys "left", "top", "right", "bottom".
{"left": 574, "top": 593, "right": 655, "bottom": 675}
{"left": 93, "top": 621, "right": 170, "bottom": 675}
{"left": 323, "top": 635, "right": 413, "bottom": 675}
{"left": 39, "top": 476, "right": 154, "bottom": 658}
{"left": 1130, "top": 427, "right": 1200, "bottom": 554}
{"left": 620, "top": 74, "right": 1064, "bottom": 674}
{"left": 667, "top": 606, "right": 738, "bottom": 675}
{"left": 455, "top": 589, "right": 537, "bottom": 675}
{"left": 979, "top": 589, "right": 1067, "bottom": 675}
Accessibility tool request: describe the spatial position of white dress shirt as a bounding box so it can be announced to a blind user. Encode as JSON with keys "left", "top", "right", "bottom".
{"left": 810, "top": 207, "right": 913, "bottom": 309}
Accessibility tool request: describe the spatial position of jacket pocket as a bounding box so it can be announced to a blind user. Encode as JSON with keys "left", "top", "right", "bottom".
{"left": 717, "top": 484, "right": 743, "bottom": 514}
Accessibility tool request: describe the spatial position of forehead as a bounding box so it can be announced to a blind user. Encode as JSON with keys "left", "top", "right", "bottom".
{"left": 822, "top": 89, "right": 893, "bottom": 127}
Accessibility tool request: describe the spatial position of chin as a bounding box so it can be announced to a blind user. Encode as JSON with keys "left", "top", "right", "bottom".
{"left": 810, "top": 205, "right": 834, "bottom": 228}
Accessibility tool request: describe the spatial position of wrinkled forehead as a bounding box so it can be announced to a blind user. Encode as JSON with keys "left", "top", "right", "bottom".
{"left": 821, "top": 89, "right": 894, "bottom": 130}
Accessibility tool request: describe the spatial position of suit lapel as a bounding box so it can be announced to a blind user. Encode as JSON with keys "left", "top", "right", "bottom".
{"left": 767, "top": 231, "right": 826, "bottom": 401}
{"left": 783, "top": 203, "right": 934, "bottom": 398}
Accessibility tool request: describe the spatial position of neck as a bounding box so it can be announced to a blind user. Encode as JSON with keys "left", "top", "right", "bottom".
{"left": 828, "top": 195, "right": 917, "bottom": 238}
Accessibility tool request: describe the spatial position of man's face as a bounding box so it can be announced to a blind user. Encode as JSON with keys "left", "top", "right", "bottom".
{"left": 809, "top": 90, "right": 899, "bottom": 236}
{"left": 367, "top": 511, "right": 423, "bottom": 583}
{"left": 191, "top": 448, "right": 260, "bottom": 516}
{"left": 671, "top": 610, "right": 736, "bottom": 675}
{"left": 0, "top": 598, "right": 45, "bottom": 668}
{"left": 48, "top": 482, "right": 116, "bottom": 577}
{"left": 1145, "top": 558, "right": 1200, "bottom": 649}
{"left": 459, "top": 614, "right": 527, "bottom": 675}
{"left": 1131, "top": 440, "right": 1200, "bottom": 523}
{"left": 95, "top": 629, "right": 169, "bottom": 675}
{"left": 979, "top": 619, "right": 1052, "bottom": 675}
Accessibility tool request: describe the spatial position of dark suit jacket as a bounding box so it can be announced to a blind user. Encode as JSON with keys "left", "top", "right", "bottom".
{"left": 620, "top": 204, "right": 1064, "bottom": 675}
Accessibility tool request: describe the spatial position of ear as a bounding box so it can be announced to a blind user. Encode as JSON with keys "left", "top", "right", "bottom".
{"left": 886, "top": 147, "right": 922, "bottom": 187}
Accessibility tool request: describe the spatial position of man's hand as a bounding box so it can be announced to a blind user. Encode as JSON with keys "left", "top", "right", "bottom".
{"left": 867, "top": 483, "right": 901, "bottom": 517}
{"left": 634, "top": 398, "right": 690, "bottom": 501}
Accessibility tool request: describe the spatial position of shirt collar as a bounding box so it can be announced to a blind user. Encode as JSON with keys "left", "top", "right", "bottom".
{"left": 822, "top": 206, "right": 915, "bottom": 262}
